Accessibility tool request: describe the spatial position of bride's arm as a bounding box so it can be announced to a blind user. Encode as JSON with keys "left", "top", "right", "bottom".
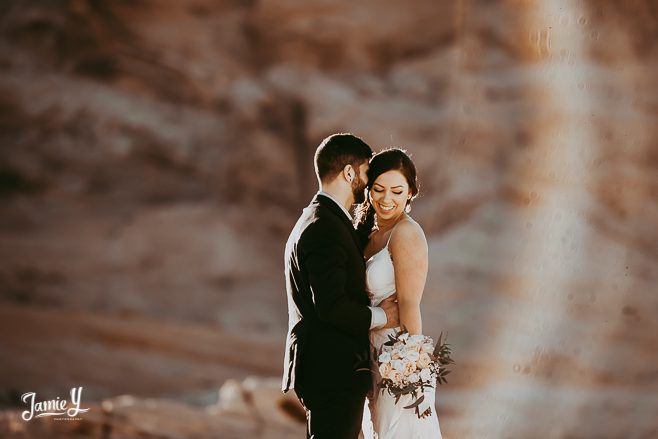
{"left": 389, "top": 220, "right": 428, "bottom": 335}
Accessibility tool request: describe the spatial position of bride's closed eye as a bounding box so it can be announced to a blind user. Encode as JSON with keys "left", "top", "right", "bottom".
{"left": 373, "top": 188, "right": 403, "bottom": 195}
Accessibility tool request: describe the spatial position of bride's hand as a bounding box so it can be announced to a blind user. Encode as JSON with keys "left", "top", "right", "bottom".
{"left": 382, "top": 294, "right": 398, "bottom": 303}
{"left": 380, "top": 295, "right": 399, "bottom": 329}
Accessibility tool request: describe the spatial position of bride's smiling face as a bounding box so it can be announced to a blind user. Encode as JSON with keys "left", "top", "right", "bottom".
{"left": 369, "top": 170, "right": 411, "bottom": 221}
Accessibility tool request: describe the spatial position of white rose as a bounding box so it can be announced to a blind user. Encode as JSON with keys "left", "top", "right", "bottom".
{"left": 404, "top": 350, "right": 420, "bottom": 362}
{"left": 389, "top": 369, "right": 404, "bottom": 385}
{"left": 378, "top": 352, "right": 392, "bottom": 363}
{"left": 402, "top": 359, "right": 416, "bottom": 376}
{"left": 417, "top": 352, "right": 432, "bottom": 369}
{"left": 407, "top": 372, "right": 420, "bottom": 383}
{"left": 419, "top": 367, "right": 433, "bottom": 382}
{"left": 391, "top": 349, "right": 401, "bottom": 360}
{"left": 420, "top": 343, "right": 434, "bottom": 354}
{"left": 407, "top": 335, "right": 425, "bottom": 351}
{"left": 379, "top": 362, "right": 392, "bottom": 379}
{"left": 392, "top": 359, "right": 405, "bottom": 372}
{"left": 399, "top": 332, "right": 409, "bottom": 342}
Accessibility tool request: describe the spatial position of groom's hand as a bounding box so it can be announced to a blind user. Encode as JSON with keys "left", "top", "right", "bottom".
{"left": 380, "top": 295, "right": 399, "bottom": 329}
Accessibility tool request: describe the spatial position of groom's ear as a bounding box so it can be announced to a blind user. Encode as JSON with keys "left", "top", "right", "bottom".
{"left": 342, "top": 164, "right": 354, "bottom": 183}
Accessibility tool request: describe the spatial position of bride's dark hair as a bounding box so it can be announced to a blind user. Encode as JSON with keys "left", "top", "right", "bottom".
{"left": 354, "top": 148, "right": 419, "bottom": 245}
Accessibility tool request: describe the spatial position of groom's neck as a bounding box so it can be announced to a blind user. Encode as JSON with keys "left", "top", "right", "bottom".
{"left": 319, "top": 184, "right": 353, "bottom": 212}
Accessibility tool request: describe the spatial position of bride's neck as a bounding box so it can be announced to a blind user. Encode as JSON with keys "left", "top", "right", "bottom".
{"left": 375, "top": 214, "right": 404, "bottom": 233}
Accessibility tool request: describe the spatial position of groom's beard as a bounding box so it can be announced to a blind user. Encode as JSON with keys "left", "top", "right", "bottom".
{"left": 352, "top": 178, "right": 367, "bottom": 204}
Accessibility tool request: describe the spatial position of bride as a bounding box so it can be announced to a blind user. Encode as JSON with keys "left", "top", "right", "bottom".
{"left": 356, "top": 148, "right": 442, "bottom": 438}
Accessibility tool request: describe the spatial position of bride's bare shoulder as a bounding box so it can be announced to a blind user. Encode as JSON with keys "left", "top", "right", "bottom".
{"left": 390, "top": 216, "right": 427, "bottom": 251}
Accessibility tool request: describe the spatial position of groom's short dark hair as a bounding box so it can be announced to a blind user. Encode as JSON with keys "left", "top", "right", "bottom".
{"left": 314, "top": 133, "right": 373, "bottom": 183}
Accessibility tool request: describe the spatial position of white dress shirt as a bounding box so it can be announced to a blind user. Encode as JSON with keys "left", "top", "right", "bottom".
{"left": 317, "top": 191, "right": 388, "bottom": 330}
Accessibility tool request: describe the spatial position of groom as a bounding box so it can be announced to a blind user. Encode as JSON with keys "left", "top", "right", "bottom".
{"left": 283, "top": 133, "right": 399, "bottom": 438}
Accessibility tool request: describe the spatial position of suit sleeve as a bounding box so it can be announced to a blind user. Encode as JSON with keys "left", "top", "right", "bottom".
{"left": 304, "top": 235, "right": 372, "bottom": 337}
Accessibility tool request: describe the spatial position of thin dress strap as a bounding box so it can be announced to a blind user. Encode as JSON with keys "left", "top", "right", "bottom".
{"left": 385, "top": 229, "right": 394, "bottom": 247}
{"left": 386, "top": 217, "right": 412, "bottom": 248}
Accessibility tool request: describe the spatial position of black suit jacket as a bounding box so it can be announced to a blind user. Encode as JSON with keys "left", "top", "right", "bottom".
{"left": 282, "top": 194, "right": 373, "bottom": 395}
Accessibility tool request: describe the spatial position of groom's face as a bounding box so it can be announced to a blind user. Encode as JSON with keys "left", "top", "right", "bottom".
{"left": 351, "top": 161, "right": 369, "bottom": 204}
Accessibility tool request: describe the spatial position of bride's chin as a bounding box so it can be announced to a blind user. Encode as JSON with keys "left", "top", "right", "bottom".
{"left": 376, "top": 213, "right": 394, "bottom": 223}
{"left": 375, "top": 207, "right": 395, "bottom": 217}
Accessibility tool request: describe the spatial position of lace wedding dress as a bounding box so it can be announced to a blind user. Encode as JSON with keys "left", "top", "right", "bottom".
{"left": 361, "top": 235, "right": 442, "bottom": 439}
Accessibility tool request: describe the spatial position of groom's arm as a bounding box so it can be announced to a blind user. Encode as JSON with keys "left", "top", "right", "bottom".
{"left": 303, "top": 235, "right": 373, "bottom": 337}
{"left": 369, "top": 306, "right": 388, "bottom": 329}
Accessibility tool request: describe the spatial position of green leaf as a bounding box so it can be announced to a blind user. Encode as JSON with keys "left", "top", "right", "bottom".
{"left": 390, "top": 384, "right": 416, "bottom": 396}
{"left": 403, "top": 394, "right": 425, "bottom": 410}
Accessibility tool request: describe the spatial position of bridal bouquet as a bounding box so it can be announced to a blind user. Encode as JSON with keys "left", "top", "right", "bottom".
{"left": 376, "top": 329, "right": 454, "bottom": 419}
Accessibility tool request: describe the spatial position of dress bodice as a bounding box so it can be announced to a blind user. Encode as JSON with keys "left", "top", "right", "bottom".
{"left": 365, "top": 236, "right": 396, "bottom": 306}
{"left": 366, "top": 234, "right": 399, "bottom": 358}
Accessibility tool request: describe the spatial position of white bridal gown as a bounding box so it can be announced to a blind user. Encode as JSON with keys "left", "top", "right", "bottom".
{"left": 362, "top": 236, "right": 442, "bottom": 439}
